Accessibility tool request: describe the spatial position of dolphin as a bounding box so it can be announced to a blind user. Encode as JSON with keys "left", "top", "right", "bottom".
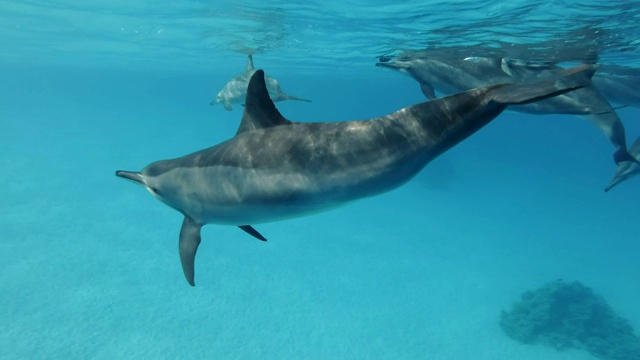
{"left": 116, "top": 66, "right": 592, "bottom": 286}
{"left": 501, "top": 59, "right": 640, "bottom": 109}
{"left": 377, "top": 55, "right": 635, "bottom": 165}
{"left": 605, "top": 136, "right": 640, "bottom": 192}
{"left": 211, "top": 54, "right": 311, "bottom": 111}
{"left": 592, "top": 73, "right": 640, "bottom": 109}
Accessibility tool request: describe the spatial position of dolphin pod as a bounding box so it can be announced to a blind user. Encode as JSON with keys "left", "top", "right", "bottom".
{"left": 117, "top": 66, "right": 593, "bottom": 286}
{"left": 377, "top": 54, "right": 636, "bottom": 165}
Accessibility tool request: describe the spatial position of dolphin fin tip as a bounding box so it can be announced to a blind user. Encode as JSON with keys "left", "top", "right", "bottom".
{"left": 238, "top": 225, "right": 267, "bottom": 241}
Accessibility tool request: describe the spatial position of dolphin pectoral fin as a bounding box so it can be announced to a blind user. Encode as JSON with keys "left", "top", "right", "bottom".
{"left": 224, "top": 102, "right": 233, "bottom": 111}
{"left": 420, "top": 83, "right": 437, "bottom": 100}
{"left": 500, "top": 58, "right": 514, "bottom": 76}
{"left": 238, "top": 225, "right": 267, "bottom": 241}
{"left": 179, "top": 216, "right": 202, "bottom": 286}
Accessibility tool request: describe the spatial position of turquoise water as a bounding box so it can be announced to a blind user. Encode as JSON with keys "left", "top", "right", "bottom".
{"left": 1, "top": 1, "right": 639, "bottom": 359}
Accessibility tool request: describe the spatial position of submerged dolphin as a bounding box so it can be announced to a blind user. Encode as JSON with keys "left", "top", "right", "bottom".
{"left": 605, "top": 136, "right": 640, "bottom": 192}
{"left": 501, "top": 59, "right": 640, "bottom": 109}
{"left": 592, "top": 74, "right": 640, "bottom": 109}
{"left": 211, "top": 54, "right": 311, "bottom": 111}
{"left": 116, "top": 66, "right": 591, "bottom": 286}
{"left": 377, "top": 55, "right": 635, "bottom": 165}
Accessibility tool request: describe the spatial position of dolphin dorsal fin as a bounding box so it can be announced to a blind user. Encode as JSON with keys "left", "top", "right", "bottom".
{"left": 237, "top": 70, "right": 291, "bottom": 134}
{"left": 245, "top": 54, "right": 255, "bottom": 71}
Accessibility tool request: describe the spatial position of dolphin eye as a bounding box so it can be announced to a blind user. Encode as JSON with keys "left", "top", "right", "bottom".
{"left": 151, "top": 187, "right": 160, "bottom": 194}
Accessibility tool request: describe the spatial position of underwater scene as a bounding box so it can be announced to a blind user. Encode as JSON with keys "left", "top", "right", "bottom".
{"left": 1, "top": 1, "right": 639, "bottom": 359}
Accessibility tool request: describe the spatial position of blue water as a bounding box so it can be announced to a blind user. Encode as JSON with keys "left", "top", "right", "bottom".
{"left": 1, "top": 1, "right": 639, "bottom": 359}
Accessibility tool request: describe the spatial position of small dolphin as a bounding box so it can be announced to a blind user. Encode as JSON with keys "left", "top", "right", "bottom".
{"left": 117, "top": 66, "right": 591, "bottom": 286}
{"left": 605, "top": 136, "right": 640, "bottom": 192}
{"left": 377, "top": 55, "right": 635, "bottom": 165}
{"left": 211, "top": 54, "right": 311, "bottom": 111}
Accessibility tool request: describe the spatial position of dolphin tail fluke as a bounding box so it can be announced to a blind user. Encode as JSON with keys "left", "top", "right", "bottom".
{"left": 490, "top": 64, "right": 597, "bottom": 105}
{"left": 179, "top": 216, "right": 202, "bottom": 286}
{"left": 613, "top": 150, "right": 640, "bottom": 166}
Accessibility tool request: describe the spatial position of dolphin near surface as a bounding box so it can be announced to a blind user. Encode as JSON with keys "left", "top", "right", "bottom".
{"left": 605, "top": 136, "right": 640, "bottom": 192}
{"left": 501, "top": 59, "right": 640, "bottom": 109}
{"left": 377, "top": 55, "right": 635, "bottom": 165}
{"left": 117, "top": 66, "right": 592, "bottom": 286}
{"left": 592, "top": 74, "right": 640, "bottom": 109}
{"left": 211, "top": 54, "right": 311, "bottom": 111}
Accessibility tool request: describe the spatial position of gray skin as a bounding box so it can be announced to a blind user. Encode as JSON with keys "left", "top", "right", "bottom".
{"left": 116, "top": 67, "right": 591, "bottom": 286}
{"left": 211, "top": 54, "right": 311, "bottom": 111}
{"left": 377, "top": 56, "right": 635, "bottom": 165}
{"left": 592, "top": 75, "right": 640, "bottom": 109}
{"left": 605, "top": 136, "right": 640, "bottom": 191}
{"left": 501, "top": 59, "right": 640, "bottom": 109}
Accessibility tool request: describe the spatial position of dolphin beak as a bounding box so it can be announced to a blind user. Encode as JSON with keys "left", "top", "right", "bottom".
{"left": 116, "top": 170, "right": 147, "bottom": 187}
{"left": 375, "top": 61, "right": 401, "bottom": 69}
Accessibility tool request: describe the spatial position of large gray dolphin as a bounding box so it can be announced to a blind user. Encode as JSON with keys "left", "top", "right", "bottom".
{"left": 377, "top": 55, "right": 635, "bottom": 165}
{"left": 605, "top": 136, "right": 640, "bottom": 191}
{"left": 211, "top": 54, "right": 311, "bottom": 111}
{"left": 116, "top": 66, "right": 591, "bottom": 286}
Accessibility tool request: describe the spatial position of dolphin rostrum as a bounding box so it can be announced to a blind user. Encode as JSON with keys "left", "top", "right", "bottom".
{"left": 117, "top": 66, "right": 592, "bottom": 286}
{"left": 605, "top": 135, "right": 640, "bottom": 192}
{"left": 377, "top": 55, "right": 635, "bottom": 165}
{"left": 211, "top": 54, "right": 311, "bottom": 111}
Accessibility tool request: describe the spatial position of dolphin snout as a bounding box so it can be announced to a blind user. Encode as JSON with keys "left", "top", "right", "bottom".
{"left": 376, "top": 62, "right": 400, "bottom": 69}
{"left": 375, "top": 61, "right": 412, "bottom": 72}
{"left": 116, "top": 170, "right": 147, "bottom": 187}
